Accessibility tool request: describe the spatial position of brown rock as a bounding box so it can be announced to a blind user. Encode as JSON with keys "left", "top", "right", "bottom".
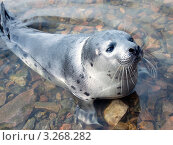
{"left": 120, "top": 8, "right": 125, "bottom": 14}
{"left": 39, "top": 95, "right": 48, "bottom": 102}
{"left": 156, "top": 80, "right": 167, "bottom": 89}
{"left": 138, "top": 121, "right": 154, "bottom": 130}
{"left": 0, "top": 89, "right": 36, "bottom": 129}
{"left": 161, "top": 116, "right": 173, "bottom": 130}
{"left": 3, "top": 66, "right": 10, "bottom": 74}
{"left": 139, "top": 109, "right": 154, "bottom": 121}
{"left": 151, "top": 85, "right": 161, "bottom": 92}
{"left": 0, "top": 92, "right": 6, "bottom": 106}
{"left": 34, "top": 102, "right": 61, "bottom": 113}
{"left": 113, "top": 122, "right": 129, "bottom": 130}
{"left": 60, "top": 124, "right": 71, "bottom": 130}
{"left": 104, "top": 100, "right": 128, "bottom": 127}
{"left": 167, "top": 65, "right": 173, "bottom": 73}
{"left": 44, "top": 81, "right": 55, "bottom": 90}
{"left": 96, "top": 25, "right": 103, "bottom": 31}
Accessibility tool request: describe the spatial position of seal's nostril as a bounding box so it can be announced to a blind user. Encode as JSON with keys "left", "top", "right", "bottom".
{"left": 129, "top": 48, "right": 135, "bottom": 53}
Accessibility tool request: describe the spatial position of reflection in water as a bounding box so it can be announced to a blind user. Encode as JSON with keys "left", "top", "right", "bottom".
{"left": 0, "top": 0, "right": 173, "bottom": 130}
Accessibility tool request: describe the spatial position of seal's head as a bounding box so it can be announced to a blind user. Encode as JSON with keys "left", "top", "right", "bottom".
{"left": 82, "top": 30, "right": 143, "bottom": 72}
{"left": 82, "top": 30, "right": 143, "bottom": 97}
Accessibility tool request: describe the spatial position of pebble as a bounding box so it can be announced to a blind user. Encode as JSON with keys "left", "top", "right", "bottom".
{"left": 0, "top": 89, "right": 36, "bottom": 129}
{"left": 0, "top": 92, "right": 6, "bottom": 106}
{"left": 34, "top": 102, "right": 61, "bottom": 113}
{"left": 104, "top": 100, "right": 128, "bottom": 127}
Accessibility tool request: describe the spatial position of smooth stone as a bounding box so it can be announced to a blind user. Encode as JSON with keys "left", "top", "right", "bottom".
{"left": 34, "top": 102, "right": 61, "bottom": 113}
{"left": 0, "top": 89, "right": 36, "bottom": 129}
{"left": 22, "top": 117, "right": 36, "bottom": 130}
{"left": 104, "top": 100, "right": 128, "bottom": 127}
{"left": 0, "top": 92, "right": 6, "bottom": 106}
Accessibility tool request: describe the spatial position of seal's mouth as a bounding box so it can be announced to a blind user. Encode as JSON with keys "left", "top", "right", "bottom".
{"left": 117, "top": 49, "right": 143, "bottom": 66}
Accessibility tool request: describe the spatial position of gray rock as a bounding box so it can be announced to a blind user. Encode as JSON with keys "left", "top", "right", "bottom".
{"left": 0, "top": 89, "right": 36, "bottom": 129}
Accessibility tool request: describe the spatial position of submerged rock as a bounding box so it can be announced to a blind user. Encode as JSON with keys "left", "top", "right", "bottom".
{"left": 34, "top": 102, "right": 61, "bottom": 113}
{"left": 104, "top": 100, "right": 128, "bottom": 127}
{"left": 0, "top": 92, "right": 6, "bottom": 106}
{"left": 9, "top": 69, "right": 28, "bottom": 87}
{"left": 0, "top": 89, "right": 36, "bottom": 129}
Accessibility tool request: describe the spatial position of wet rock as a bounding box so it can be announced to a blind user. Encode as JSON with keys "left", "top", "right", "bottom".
{"left": 60, "top": 124, "right": 71, "bottom": 130}
{"left": 22, "top": 117, "right": 36, "bottom": 130}
{"left": 34, "top": 102, "right": 61, "bottom": 113}
{"left": 0, "top": 89, "right": 36, "bottom": 129}
{"left": 104, "top": 100, "right": 128, "bottom": 127}
{"left": 0, "top": 92, "right": 6, "bottom": 106}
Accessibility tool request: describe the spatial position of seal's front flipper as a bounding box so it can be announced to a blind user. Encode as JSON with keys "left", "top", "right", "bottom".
{"left": 75, "top": 100, "right": 101, "bottom": 125}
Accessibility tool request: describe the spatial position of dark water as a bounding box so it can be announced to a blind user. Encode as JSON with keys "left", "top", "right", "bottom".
{"left": 0, "top": 0, "right": 173, "bottom": 130}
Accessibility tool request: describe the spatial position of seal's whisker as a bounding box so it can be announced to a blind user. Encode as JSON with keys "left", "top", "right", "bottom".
{"left": 143, "top": 57, "right": 157, "bottom": 78}
{"left": 125, "top": 67, "right": 129, "bottom": 92}
{"left": 128, "top": 66, "right": 135, "bottom": 85}
{"left": 129, "top": 64, "right": 137, "bottom": 79}
{"left": 121, "top": 66, "right": 125, "bottom": 95}
{"left": 111, "top": 65, "right": 121, "bottom": 83}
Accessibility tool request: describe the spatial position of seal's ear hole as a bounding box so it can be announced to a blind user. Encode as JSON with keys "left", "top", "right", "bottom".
{"left": 128, "top": 37, "right": 134, "bottom": 42}
{"left": 106, "top": 42, "right": 116, "bottom": 53}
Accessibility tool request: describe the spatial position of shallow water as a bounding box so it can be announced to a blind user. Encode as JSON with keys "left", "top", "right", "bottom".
{"left": 0, "top": 0, "right": 173, "bottom": 130}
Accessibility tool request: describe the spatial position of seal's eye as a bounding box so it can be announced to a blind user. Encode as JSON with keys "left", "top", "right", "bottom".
{"left": 106, "top": 42, "right": 116, "bottom": 53}
{"left": 128, "top": 37, "right": 134, "bottom": 42}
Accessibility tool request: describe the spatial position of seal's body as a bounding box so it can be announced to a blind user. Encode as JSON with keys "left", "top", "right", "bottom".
{"left": 0, "top": 3, "right": 143, "bottom": 124}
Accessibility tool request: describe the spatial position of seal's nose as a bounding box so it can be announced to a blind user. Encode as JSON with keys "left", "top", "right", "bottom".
{"left": 128, "top": 46, "right": 140, "bottom": 55}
